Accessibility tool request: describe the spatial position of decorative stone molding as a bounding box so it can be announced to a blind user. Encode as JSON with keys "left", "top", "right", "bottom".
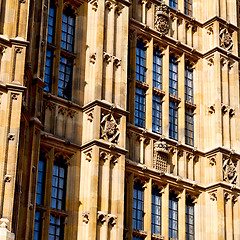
{"left": 155, "top": 2, "right": 169, "bottom": 36}
{"left": 54, "top": 152, "right": 70, "bottom": 162}
{"left": 15, "top": 47, "right": 23, "bottom": 54}
{"left": 152, "top": 233, "right": 164, "bottom": 240}
{"left": 209, "top": 192, "right": 217, "bottom": 201}
{"left": 221, "top": 104, "right": 228, "bottom": 114}
{"left": 108, "top": 214, "right": 117, "bottom": 226}
{"left": 229, "top": 107, "right": 235, "bottom": 117}
{"left": 44, "top": 101, "right": 55, "bottom": 111}
{"left": 0, "top": 218, "right": 10, "bottom": 229}
{"left": 223, "top": 157, "right": 238, "bottom": 185}
{"left": 113, "top": 56, "right": 121, "bottom": 67}
{"left": 224, "top": 192, "right": 231, "bottom": 201}
{"left": 58, "top": 106, "right": 67, "bottom": 115}
{"left": 208, "top": 104, "right": 215, "bottom": 114}
{"left": 206, "top": 25, "right": 213, "bottom": 35}
{"left": 219, "top": 28, "right": 233, "bottom": 51}
{"left": 84, "top": 150, "right": 92, "bottom": 162}
{"left": 90, "top": 53, "right": 96, "bottom": 64}
{"left": 209, "top": 156, "right": 216, "bottom": 166}
{"left": 99, "top": 150, "right": 120, "bottom": 165}
{"left": 82, "top": 211, "right": 90, "bottom": 223}
{"left": 105, "top": 0, "right": 113, "bottom": 10}
{"left": 11, "top": 93, "right": 19, "bottom": 100}
{"left": 97, "top": 211, "right": 107, "bottom": 224}
{"left": 206, "top": 56, "right": 214, "bottom": 66}
{"left": 89, "top": 0, "right": 98, "bottom": 11}
{"left": 85, "top": 109, "right": 94, "bottom": 122}
{"left": 153, "top": 141, "right": 170, "bottom": 172}
{"left": 103, "top": 52, "right": 112, "bottom": 63}
{"left": 100, "top": 112, "right": 120, "bottom": 144}
{"left": 132, "top": 229, "right": 148, "bottom": 238}
{"left": 8, "top": 133, "right": 15, "bottom": 141}
{"left": 154, "top": 141, "right": 170, "bottom": 154}
{"left": 4, "top": 175, "right": 12, "bottom": 183}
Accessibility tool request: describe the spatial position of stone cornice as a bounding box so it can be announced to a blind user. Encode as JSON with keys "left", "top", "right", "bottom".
{"left": 81, "top": 139, "right": 128, "bottom": 155}
{"left": 203, "top": 47, "right": 240, "bottom": 61}
{"left": 0, "top": 83, "right": 26, "bottom": 93}
{"left": 82, "top": 99, "right": 129, "bottom": 116}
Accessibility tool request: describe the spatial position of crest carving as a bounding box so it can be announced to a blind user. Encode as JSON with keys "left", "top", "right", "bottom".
{"left": 100, "top": 113, "right": 120, "bottom": 143}
{"left": 223, "top": 157, "right": 238, "bottom": 184}
{"left": 219, "top": 28, "right": 233, "bottom": 51}
{"left": 154, "top": 3, "right": 169, "bottom": 36}
{"left": 153, "top": 141, "right": 170, "bottom": 172}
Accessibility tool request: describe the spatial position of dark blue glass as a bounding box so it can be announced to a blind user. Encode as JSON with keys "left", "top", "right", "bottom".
{"left": 33, "top": 211, "right": 42, "bottom": 240}
{"left": 36, "top": 154, "right": 46, "bottom": 205}
{"left": 169, "top": 101, "right": 178, "bottom": 140}
{"left": 169, "top": 193, "right": 178, "bottom": 239}
{"left": 152, "top": 95, "right": 162, "bottom": 134}
{"left": 133, "top": 181, "right": 144, "bottom": 231}
{"left": 153, "top": 48, "right": 162, "bottom": 89}
{"left": 136, "top": 39, "right": 146, "bottom": 82}
{"left": 186, "top": 197, "right": 194, "bottom": 240}
{"left": 58, "top": 56, "right": 73, "bottom": 100}
{"left": 49, "top": 214, "right": 63, "bottom": 240}
{"left": 151, "top": 186, "right": 162, "bottom": 235}
{"left": 184, "top": 0, "right": 192, "bottom": 16}
{"left": 135, "top": 87, "right": 145, "bottom": 128}
{"left": 169, "top": 0, "right": 178, "bottom": 9}
{"left": 185, "top": 62, "right": 193, "bottom": 103}
{"left": 185, "top": 108, "right": 194, "bottom": 146}
{"left": 169, "top": 55, "right": 178, "bottom": 96}
{"left": 44, "top": 50, "right": 53, "bottom": 92}
{"left": 47, "top": 2, "right": 55, "bottom": 44}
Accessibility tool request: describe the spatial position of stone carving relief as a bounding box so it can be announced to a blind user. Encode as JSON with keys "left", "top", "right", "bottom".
{"left": 155, "top": 2, "right": 169, "bottom": 36}
{"left": 108, "top": 214, "right": 117, "bottom": 226}
{"left": 97, "top": 211, "right": 107, "bottom": 224}
{"left": 153, "top": 141, "right": 170, "bottom": 173}
{"left": 223, "top": 157, "right": 238, "bottom": 184}
{"left": 100, "top": 150, "right": 119, "bottom": 165}
{"left": 219, "top": 28, "right": 233, "bottom": 51}
{"left": 82, "top": 211, "right": 90, "bottom": 223}
{"left": 100, "top": 112, "right": 120, "bottom": 144}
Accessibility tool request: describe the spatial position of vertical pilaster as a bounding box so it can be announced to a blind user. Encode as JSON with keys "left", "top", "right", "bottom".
{"left": 144, "top": 178, "right": 152, "bottom": 240}
{"left": 217, "top": 188, "right": 225, "bottom": 240}
{"left": 225, "top": 195, "right": 233, "bottom": 240}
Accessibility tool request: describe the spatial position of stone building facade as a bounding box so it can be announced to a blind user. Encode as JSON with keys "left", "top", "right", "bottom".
{"left": 0, "top": 0, "right": 240, "bottom": 239}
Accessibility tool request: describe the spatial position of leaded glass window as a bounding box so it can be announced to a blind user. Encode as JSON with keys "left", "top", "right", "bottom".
{"left": 169, "top": 55, "right": 178, "bottom": 96}
{"left": 36, "top": 152, "right": 46, "bottom": 205}
{"left": 186, "top": 197, "right": 194, "bottom": 240}
{"left": 152, "top": 94, "right": 162, "bottom": 134}
{"left": 33, "top": 211, "right": 42, "bottom": 240}
{"left": 169, "top": 101, "right": 178, "bottom": 140}
{"left": 185, "top": 62, "right": 193, "bottom": 103}
{"left": 151, "top": 186, "right": 162, "bottom": 235}
{"left": 169, "top": 0, "right": 178, "bottom": 9}
{"left": 51, "top": 158, "right": 67, "bottom": 210}
{"left": 61, "top": 9, "right": 75, "bottom": 52}
{"left": 184, "top": 0, "right": 192, "bottom": 16}
{"left": 44, "top": 50, "right": 53, "bottom": 92}
{"left": 49, "top": 214, "right": 64, "bottom": 240}
{"left": 133, "top": 180, "right": 144, "bottom": 230}
{"left": 136, "top": 39, "right": 146, "bottom": 83}
{"left": 135, "top": 87, "right": 145, "bottom": 128}
{"left": 47, "top": 2, "right": 55, "bottom": 44}
{"left": 153, "top": 48, "right": 163, "bottom": 89}
{"left": 169, "top": 192, "right": 178, "bottom": 239}
{"left": 58, "top": 56, "right": 73, "bottom": 99}
{"left": 185, "top": 108, "right": 194, "bottom": 146}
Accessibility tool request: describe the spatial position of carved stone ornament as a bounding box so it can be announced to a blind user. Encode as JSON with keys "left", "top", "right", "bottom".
{"left": 219, "top": 28, "right": 233, "bottom": 51}
{"left": 100, "top": 113, "right": 120, "bottom": 144}
{"left": 108, "top": 214, "right": 117, "bottom": 226}
{"left": 82, "top": 211, "right": 90, "bottom": 224}
{"left": 223, "top": 157, "right": 238, "bottom": 184}
{"left": 153, "top": 141, "right": 169, "bottom": 173}
{"left": 154, "top": 141, "right": 170, "bottom": 154}
{"left": 97, "top": 211, "right": 107, "bottom": 224}
{"left": 154, "top": 3, "right": 169, "bottom": 36}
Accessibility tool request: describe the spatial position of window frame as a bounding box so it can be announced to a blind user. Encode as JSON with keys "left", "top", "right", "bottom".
{"left": 135, "top": 87, "right": 146, "bottom": 128}
{"left": 152, "top": 94, "right": 162, "bottom": 134}
{"left": 184, "top": 0, "right": 192, "bottom": 16}
{"left": 169, "top": 101, "right": 178, "bottom": 140}
{"left": 169, "top": 0, "right": 178, "bottom": 9}
{"left": 185, "top": 62, "right": 193, "bottom": 103}
{"left": 169, "top": 55, "right": 178, "bottom": 96}
{"left": 136, "top": 39, "right": 147, "bottom": 83}
{"left": 169, "top": 192, "right": 178, "bottom": 239}
{"left": 186, "top": 197, "right": 195, "bottom": 240}
{"left": 153, "top": 48, "right": 163, "bottom": 90}
{"left": 185, "top": 107, "right": 194, "bottom": 146}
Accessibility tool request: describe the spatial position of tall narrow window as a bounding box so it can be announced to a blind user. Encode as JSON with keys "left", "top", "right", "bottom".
{"left": 169, "top": 192, "right": 178, "bottom": 239}
{"left": 169, "top": 0, "right": 178, "bottom": 9}
{"left": 49, "top": 155, "right": 68, "bottom": 239}
{"left": 58, "top": 7, "right": 75, "bottom": 99}
{"left": 169, "top": 55, "right": 178, "bottom": 96}
{"left": 136, "top": 39, "right": 146, "bottom": 83}
{"left": 33, "top": 211, "right": 43, "bottom": 240}
{"left": 133, "top": 180, "right": 144, "bottom": 230}
{"left": 185, "top": 108, "right": 194, "bottom": 146}
{"left": 151, "top": 186, "right": 162, "bottom": 235}
{"left": 152, "top": 94, "right": 162, "bottom": 134}
{"left": 169, "top": 101, "right": 178, "bottom": 140}
{"left": 44, "top": 0, "right": 55, "bottom": 92}
{"left": 185, "top": 62, "right": 193, "bottom": 103}
{"left": 135, "top": 87, "right": 145, "bottom": 128}
{"left": 186, "top": 197, "right": 195, "bottom": 240}
{"left": 184, "top": 0, "right": 192, "bottom": 16}
{"left": 153, "top": 48, "right": 163, "bottom": 89}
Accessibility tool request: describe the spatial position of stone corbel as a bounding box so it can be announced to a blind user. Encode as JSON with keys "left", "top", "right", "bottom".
{"left": 82, "top": 211, "right": 90, "bottom": 224}
{"left": 100, "top": 151, "right": 108, "bottom": 162}
{"left": 113, "top": 56, "right": 121, "bottom": 68}
{"left": 229, "top": 107, "right": 235, "bottom": 117}
{"left": 86, "top": 109, "right": 94, "bottom": 122}
{"left": 224, "top": 192, "right": 231, "bottom": 201}
{"left": 105, "top": 0, "right": 113, "bottom": 10}
{"left": 90, "top": 53, "right": 96, "bottom": 64}
{"left": 209, "top": 156, "right": 216, "bottom": 166}
{"left": 206, "top": 25, "right": 213, "bottom": 35}
{"left": 103, "top": 52, "right": 112, "bottom": 63}
{"left": 115, "top": 3, "right": 124, "bottom": 15}
{"left": 221, "top": 103, "right": 228, "bottom": 114}
{"left": 89, "top": 0, "right": 98, "bottom": 11}
{"left": 84, "top": 150, "right": 92, "bottom": 162}
{"left": 4, "top": 175, "right": 12, "bottom": 183}
{"left": 209, "top": 192, "right": 217, "bottom": 201}
{"left": 58, "top": 106, "right": 67, "bottom": 115}
{"left": 206, "top": 56, "right": 214, "bottom": 66}
{"left": 108, "top": 214, "right": 117, "bottom": 226}
{"left": 208, "top": 104, "right": 215, "bottom": 114}
{"left": 97, "top": 211, "right": 107, "bottom": 224}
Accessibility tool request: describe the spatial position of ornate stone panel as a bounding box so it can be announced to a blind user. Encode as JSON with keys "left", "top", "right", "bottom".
{"left": 154, "top": 2, "right": 169, "bottom": 36}
{"left": 219, "top": 28, "right": 233, "bottom": 51}
{"left": 223, "top": 156, "right": 238, "bottom": 185}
